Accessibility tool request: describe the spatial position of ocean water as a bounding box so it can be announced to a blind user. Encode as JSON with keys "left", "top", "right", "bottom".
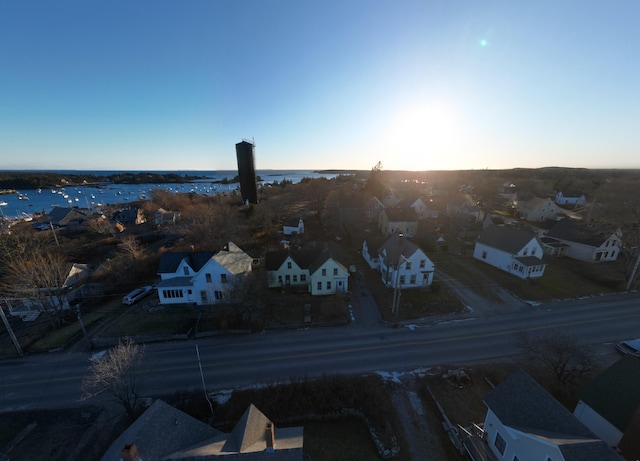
{"left": 0, "top": 169, "right": 341, "bottom": 218}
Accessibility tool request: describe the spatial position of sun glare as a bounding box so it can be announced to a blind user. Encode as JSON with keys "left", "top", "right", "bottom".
{"left": 383, "top": 101, "right": 459, "bottom": 168}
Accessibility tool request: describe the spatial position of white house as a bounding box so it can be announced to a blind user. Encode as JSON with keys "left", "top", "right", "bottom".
{"left": 544, "top": 220, "right": 622, "bottom": 262}
{"left": 397, "top": 197, "right": 438, "bottom": 219}
{"left": 473, "top": 225, "right": 547, "bottom": 279}
{"left": 574, "top": 355, "right": 640, "bottom": 452}
{"left": 266, "top": 248, "right": 349, "bottom": 295}
{"left": 378, "top": 207, "right": 418, "bottom": 237}
{"left": 517, "top": 197, "right": 562, "bottom": 222}
{"left": 479, "top": 370, "right": 621, "bottom": 461}
{"left": 154, "top": 208, "right": 180, "bottom": 226}
{"left": 283, "top": 218, "right": 304, "bottom": 236}
{"left": 373, "top": 234, "right": 435, "bottom": 288}
{"left": 155, "top": 242, "right": 252, "bottom": 305}
{"left": 555, "top": 191, "right": 587, "bottom": 207}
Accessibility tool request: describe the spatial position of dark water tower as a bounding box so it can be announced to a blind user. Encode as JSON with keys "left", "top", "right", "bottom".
{"left": 235, "top": 139, "right": 258, "bottom": 204}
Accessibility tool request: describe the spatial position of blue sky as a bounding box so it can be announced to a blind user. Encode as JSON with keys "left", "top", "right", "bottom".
{"left": 1, "top": 1, "right": 639, "bottom": 171}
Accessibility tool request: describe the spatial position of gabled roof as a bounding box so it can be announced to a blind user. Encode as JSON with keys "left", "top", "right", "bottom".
{"left": 476, "top": 225, "right": 539, "bottom": 254}
{"left": 223, "top": 404, "right": 272, "bottom": 453}
{"left": 46, "top": 206, "right": 87, "bottom": 224}
{"left": 396, "top": 197, "right": 421, "bottom": 208}
{"left": 265, "top": 248, "right": 326, "bottom": 271}
{"left": 377, "top": 234, "right": 422, "bottom": 267}
{"left": 383, "top": 207, "right": 418, "bottom": 222}
{"left": 100, "top": 400, "right": 221, "bottom": 461}
{"left": 165, "top": 405, "right": 303, "bottom": 460}
{"left": 63, "top": 263, "right": 92, "bottom": 288}
{"left": 578, "top": 355, "right": 640, "bottom": 432}
{"left": 485, "top": 370, "right": 621, "bottom": 461}
{"left": 212, "top": 242, "right": 252, "bottom": 275}
{"left": 157, "top": 252, "right": 216, "bottom": 274}
{"left": 547, "top": 220, "right": 619, "bottom": 247}
{"left": 113, "top": 207, "right": 141, "bottom": 222}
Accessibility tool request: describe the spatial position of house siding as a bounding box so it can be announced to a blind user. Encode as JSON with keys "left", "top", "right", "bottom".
{"left": 309, "top": 260, "right": 349, "bottom": 295}
{"left": 267, "top": 256, "right": 310, "bottom": 289}
{"left": 484, "top": 410, "right": 563, "bottom": 461}
{"left": 473, "top": 237, "right": 545, "bottom": 279}
{"left": 574, "top": 401, "right": 623, "bottom": 447}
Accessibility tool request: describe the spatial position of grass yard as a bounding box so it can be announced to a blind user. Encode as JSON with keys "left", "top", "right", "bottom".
{"left": 362, "top": 265, "right": 465, "bottom": 323}
{"left": 102, "top": 303, "right": 197, "bottom": 336}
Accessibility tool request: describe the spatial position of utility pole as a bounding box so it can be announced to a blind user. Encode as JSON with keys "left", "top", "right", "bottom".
{"left": 76, "top": 304, "right": 89, "bottom": 347}
{"left": 0, "top": 301, "right": 23, "bottom": 357}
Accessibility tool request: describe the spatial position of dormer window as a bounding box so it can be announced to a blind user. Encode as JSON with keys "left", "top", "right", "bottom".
{"left": 183, "top": 267, "right": 189, "bottom": 275}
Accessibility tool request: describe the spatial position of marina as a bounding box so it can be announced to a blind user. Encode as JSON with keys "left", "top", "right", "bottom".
{"left": 0, "top": 170, "right": 341, "bottom": 219}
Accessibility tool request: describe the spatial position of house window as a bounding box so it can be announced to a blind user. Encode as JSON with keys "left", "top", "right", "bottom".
{"left": 221, "top": 273, "right": 227, "bottom": 284}
{"left": 333, "top": 268, "right": 338, "bottom": 276}
{"left": 399, "top": 275, "right": 406, "bottom": 285}
{"left": 494, "top": 433, "right": 506, "bottom": 455}
{"left": 317, "top": 281, "right": 322, "bottom": 290}
{"left": 482, "top": 251, "right": 487, "bottom": 260}
{"left": 287, "top": 261, "right": 292, "bottom": 269}
{"left": 322, "top": 268, "right": 326, "bottom": 276}
{"left": 200, "top": 291, "right": 207, "bottom": 303}
{"left": 278, "top": 275, "right": 282, "bottom": 283}
{"left": 327, "top": 281, "right": 331, "bottom": 290}
{"left": 188, "top": 290, "right": 192, "bottom": 295}
{"left": 183, "top": 267, "right": 189, "bottom": 275}
{"left": 205, "top": 273, "right": 212, "bottom": 283}
{"left": 214, "top": 291, "right": 223, "bottom": 300}
{"left": 285, "top": 275, "right": 291, "bottom": 284}
{"left": 410, "top": 274, "right": 416, "bottom": 284}
{"left": 293, "top": 275, "right": 298, "bottom": 282}
{"left": 405, "top": 261, "right": 411, "bottom": 270}
{"left": 419, "top": 260, "right": 426, "bottom": 269}
{"left": 301, "top": 274, "right": 306, "bottom": 282}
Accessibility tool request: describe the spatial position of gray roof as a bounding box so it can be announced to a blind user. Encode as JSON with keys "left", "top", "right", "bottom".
{"left": 578, "top": 355, "right": 640, "bottom": 432}
{"left": 547, "top": 220, "right": 618, "bottom": 247}
{"left": 476, "top": 225, "right": 539, "bottom": 254}
{"left": 485, "top": 370, "right": 622, "bottom": 461}
{"left": 158, "top": 252, "right": 216, "bottom": 274}
{"left": 377, "top": 234, "right": 421, "bottom": 267}
{"left": 164, "top": 404, "right": 303, "bottom": 460}
{"left": 155, "top": 277, "right": 193, "bottom": 288}
{"left": 101, "top": 399, "right": 222, "bottom": 461}
{"left": 46, "top": 206, "right": 87, "bottom": 225}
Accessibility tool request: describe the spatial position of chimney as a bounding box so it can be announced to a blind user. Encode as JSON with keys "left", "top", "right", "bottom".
{"left": 190, "top": 244, "right": 195, "bottom": 253}
{"left": 121, "top": 443, "right": 140, "bottom": 461}
{"left": 265, "top": 423, "right": 275, "bottom": 452}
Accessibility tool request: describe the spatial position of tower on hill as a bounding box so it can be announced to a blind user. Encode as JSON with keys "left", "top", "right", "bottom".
{"left": 235, "top": 139, "right": 258, "bottom": 204}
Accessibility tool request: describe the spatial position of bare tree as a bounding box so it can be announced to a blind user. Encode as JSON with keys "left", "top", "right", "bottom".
{"left": 0, "top": 251, "right": 71, "bottom": 323}
{"left": 82, "top": 338, "right": 145, "bottom": 418}
{"left": 118, "top": 236, "right": 143, "bottom": 260}
{"left": 85, "top": 215, "right": 116, "bottom": 236}
{"left": 518, "top": 332, "right": 594, "bottom": 396}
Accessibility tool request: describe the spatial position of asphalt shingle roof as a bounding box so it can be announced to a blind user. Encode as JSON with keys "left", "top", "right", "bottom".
{"left": 157, "top": 252, "right": 216, "bottom": 274}
{"left": 476, "top": 225, "right": 538, "bottom": 254}
{"left": 547, "top": 220, "right": 617, "bottom": 247}
{"left": 484, "top": 370, "right": 622, "bottom": 460}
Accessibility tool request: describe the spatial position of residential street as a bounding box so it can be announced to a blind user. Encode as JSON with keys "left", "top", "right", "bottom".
{"left": 1, "top": 291, "right": 638, "bottom": 412}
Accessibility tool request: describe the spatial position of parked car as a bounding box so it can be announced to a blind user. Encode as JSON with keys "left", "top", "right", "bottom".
{"left": 122, "top": 286, "right": 153, "bottom": 305}
{"left": 615, "top": 339, "right": 640, "bottom": 357}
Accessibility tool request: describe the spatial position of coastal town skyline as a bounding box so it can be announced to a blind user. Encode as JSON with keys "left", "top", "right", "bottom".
{"left": 1, "top": 1, "right": 639, "bottom": 171}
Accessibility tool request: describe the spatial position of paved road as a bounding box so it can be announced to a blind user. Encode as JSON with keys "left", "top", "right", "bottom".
{"left": 1, "top": 292, "right": 639, "bottom": 412}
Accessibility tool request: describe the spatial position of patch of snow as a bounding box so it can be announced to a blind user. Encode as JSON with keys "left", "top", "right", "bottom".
{"left": 375, "top": 367, "right": 433, "bottom": 383}
{"left": 525, "top": 300, "right": 541, "bottom": 307}
{"left": 435, "top": 317, "right": 476, "bottom": 325}
{"left": 465, "top": 305, "right": 473, "bottom": 312}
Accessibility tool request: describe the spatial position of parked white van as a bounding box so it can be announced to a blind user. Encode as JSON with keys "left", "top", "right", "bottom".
{"left": 122, "top": 286, "right": 152, "bottom": 305}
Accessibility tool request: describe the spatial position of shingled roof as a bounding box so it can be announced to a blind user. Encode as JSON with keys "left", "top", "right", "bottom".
{"left": 485, "top": 370, "right": 622, "bottom": 461}
{"left": 476, "top": 225, "right": 540, "bottom": 254}
{"left": 377, "top": 234, "right": 421, "bottom": 267}
{"left": 547, "top": 220, "right": 619, "bottom": 247}
{"left": 157, "top": 252, "right": 216, "bottom": 274}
